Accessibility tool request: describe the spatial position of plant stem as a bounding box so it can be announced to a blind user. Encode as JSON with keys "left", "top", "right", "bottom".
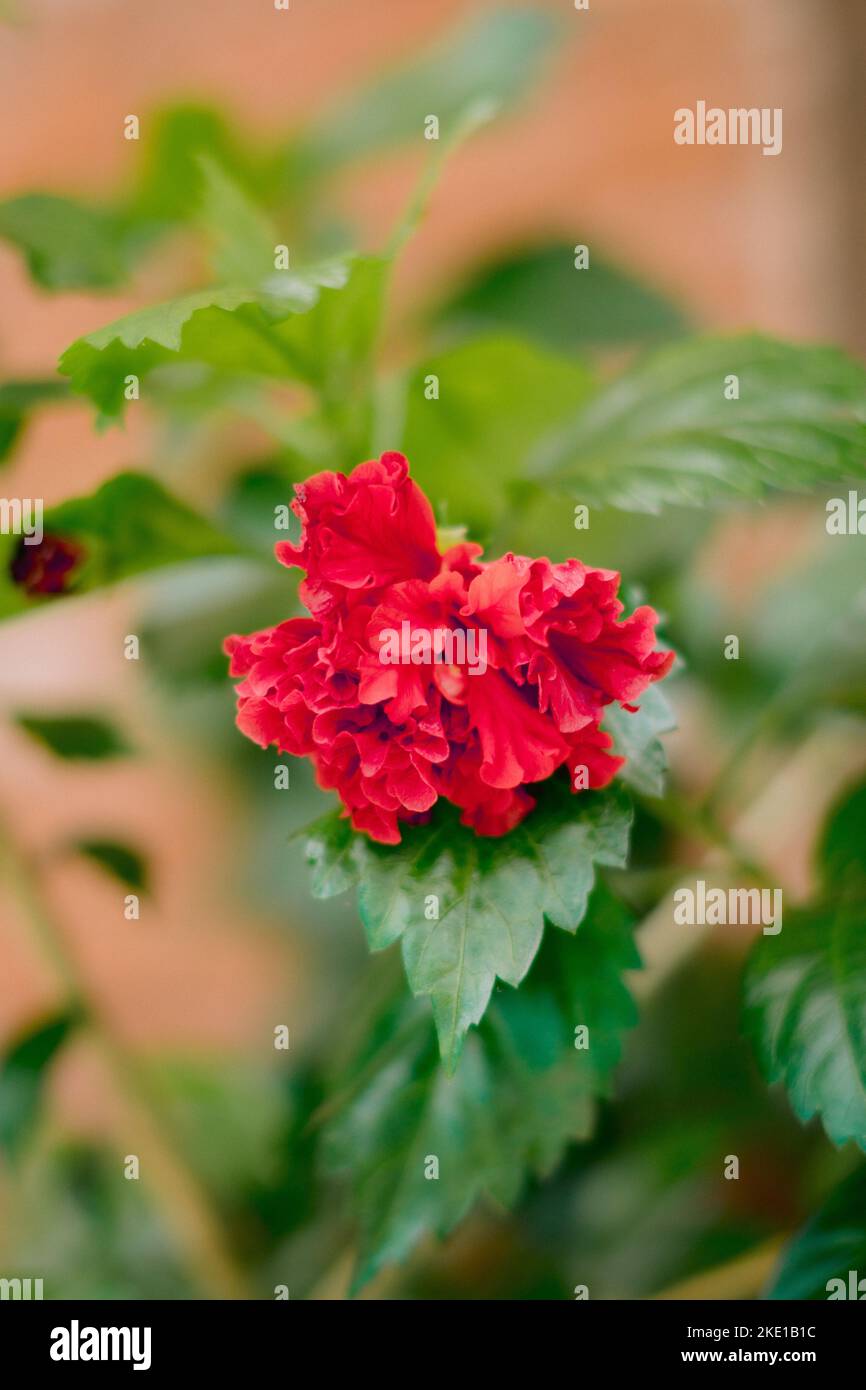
{"left": 638, "top": 788, "right": 773, "bottom": 885}
{"left": 653, "top": 1234, "right": 787, "bottom": 1300}
{"left": 698, "top": 699, "right": 788, "bottom": 821}
{"left": 0, "top": 817, "right": 253, "bottom": 1300}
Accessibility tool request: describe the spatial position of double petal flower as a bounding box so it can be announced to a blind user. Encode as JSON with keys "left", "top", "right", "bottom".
{"left": 225, "top": 452, "right": 673, "bottom": 843}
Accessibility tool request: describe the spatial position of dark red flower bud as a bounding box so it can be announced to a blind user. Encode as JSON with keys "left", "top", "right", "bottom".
{"left": 10, "top": 533, "right": 84, "bottom": 596}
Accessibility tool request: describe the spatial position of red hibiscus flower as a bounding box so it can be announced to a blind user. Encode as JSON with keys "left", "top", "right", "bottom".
{"left": 225, "top": 453, "right": 674, "bottom": 844}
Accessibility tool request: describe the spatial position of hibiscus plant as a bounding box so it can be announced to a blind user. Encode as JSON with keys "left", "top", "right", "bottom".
{"left": 2, "top": 8, "right": 866, "bottom": 1301}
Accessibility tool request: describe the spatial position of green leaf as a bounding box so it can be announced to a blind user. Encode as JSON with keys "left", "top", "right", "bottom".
{"left": 498, "top": 881, "right": 641, "bottom": 1097}
{"left": 0, "top": 104, "right": 272, "bottom": 290}
{"left": 706, "top": 519, "right": 866, "bottom": 701}
{"left": 197, "top": 157, "right": 277, "bottom": 285}
{"left": 128, "top": 103, "right": 268, "bottom": 225}
{"left": 766, "top": 1166, "right": 866, "bottom": 1300}
{"left": 218, "top": 466, "right": 297, "bottom": 555}
{"left": 437, "top": 242, "right": 687, "bottom": 352}
{"left": 15, "top": 713, "right": 131, "bottom": 760}
{"left": 0, "top": 1010, "right": 81, "bottom": 1157}
{"left": 0, "top": 106, "right": 281, "bottom": 293}
{"left": 141, "top": 1058, "right": 287, "bottom": 1197}
{"left": 0, "top": 378, "right": 69, "bottom": 463}
{"left": 322, "top": 884, "right": 638, "bottom": 1290}
{"left": 303, "top": 811, "right": 358, "bottom": 899}
{"left": 743, "top": 901, "right": 866, "bottom": 1150}
{"left": 135, "top": 562, "right": 292, "bottom": 692}
{"left": 74, "top": 839, "right": 149, "bottom": 893}
{"left": 305, "top": 778, "right": 632, "bottom": 1071}
{"left": 819, "top": 779, "right": 866, "bottom": 901}
{"left": 298, "top": 8, "right": 557, "bottom": 174}
{"left": 58, "top": 256, "right": 385, "bottom": 426}
{"left": 0, "top": 472, "right": 245, "bottom": 620}
{"left": 744, "top": 776, "right": 866, "bottom": 1150}
{"left": 399, "top": 334, "right": 594, "bottom": 535}
{"left": 528, "top": 335, "right": 866, "bottom": 513}
{"left": 0, "top": 194, "right": 146, "bottom": 290}
{"left": 603, "top": 684, "right": 677, "bottom": 798}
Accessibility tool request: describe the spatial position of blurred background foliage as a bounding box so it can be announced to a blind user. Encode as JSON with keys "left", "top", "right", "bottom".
{"left": 1, "top": 2, "right": 865, "bottom": 1300}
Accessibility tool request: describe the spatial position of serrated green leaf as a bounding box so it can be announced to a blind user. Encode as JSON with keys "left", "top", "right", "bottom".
{"left": 743, "top": 902, "right": 866, "bottom": 1150}
{"left": 0, "top": 1010, "right": 81, "bottom": 1157}
{"left": 528, "top": 335, "right": 866, "bottom": 513}
{"left": 744, "top": 775, "right": 866, "bottom": 1151}
{"left": 323, "top": 1003, "right": 515, "bottom": 1292}
{"left": 298, "top": 8, "right": 557, "bottom": 175}
{"left": 305, "top": 778, "right": 631, "bottom": 1071}
{"left": 603, "top": 684, "right": 677, "bottom": 798}
{"left": 485, "top": 889, "right": 640, "bottom": 1181}
{"left": 58, "top": 256, "right": 385, "bottom": 429}
{"left": 399, "top": 334, "right": 594, "bottom": 535}
{"left": 15, "top": 713, "right": 131, "bottom": 760}
{"left": 322, "top": 884, "right": 638, "bottom": 1290}
{"left": 58, "top": 286, "right": 287, "bottom": 419}
{"left": 303, "top": 811, "right": 358, "bottom": 899}
{"left": 766, "top": 1166, "right": 866, "bottom": 1299}
{"left": 437, "top": 242, "right": 687, "bottom": 352}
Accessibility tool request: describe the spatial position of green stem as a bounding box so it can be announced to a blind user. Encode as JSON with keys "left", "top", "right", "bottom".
{"left": 0, "top": 817, "right": 253, "bottom": 1300}
{"left": 638, "top": 789, "right": 774, "bottom": 885}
